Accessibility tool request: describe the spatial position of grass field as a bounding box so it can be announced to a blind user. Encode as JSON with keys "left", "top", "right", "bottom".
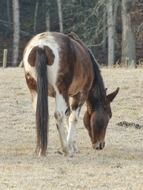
{"left": 0, "top": 68, "right": 143, "bottom": 190}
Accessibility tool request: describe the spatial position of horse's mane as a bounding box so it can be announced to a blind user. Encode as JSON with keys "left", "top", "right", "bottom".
{"left": 87, "top": 49, "right": 106, "bottom": 102}
{"left": 67, "top": 32, "right": 88, "bottom": 51}
{"left": 68, "top": 32, "right": 106, "bottom": 104}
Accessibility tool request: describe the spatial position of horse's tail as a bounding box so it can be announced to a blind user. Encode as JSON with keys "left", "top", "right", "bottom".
{"left": 35, "top": 47, "right": 48, "bottom": 156}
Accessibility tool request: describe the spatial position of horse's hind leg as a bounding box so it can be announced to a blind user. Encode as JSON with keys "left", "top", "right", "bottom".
{"left": 54, "top": 91, "right": 70, "bottom": 155}
{"left": 31, "top": 90, "right": 37, "bottom": 112}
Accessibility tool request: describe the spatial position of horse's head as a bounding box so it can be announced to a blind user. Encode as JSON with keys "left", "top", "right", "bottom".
{"left": 84, "top": 87, "right": 119, "bottom": 150}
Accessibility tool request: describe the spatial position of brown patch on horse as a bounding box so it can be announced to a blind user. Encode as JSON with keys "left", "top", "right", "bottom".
{"left": 69, "top": 40, "right": 93, "bottom": 95}
{"left": 48, "top": 84, "right": 56, "bottom": 97}
{"left": 28, "top": 46, "right": 55, "bottom": 67}
{"left": 25, "top": 72, "right": 56, "bottom": 97}
{"left": 52, "top": 34, "right": 76, "bottom": 102}
{"left": 25, "top": 73, "right": 37, "bottom": 91}
{"left": 68, "top": 32, "right": 88, "bottom": 51}
{"left": 28, "top": 47, "right": 37, "bottom": 67}
{"left": 53, "top": 33, "right": 93, "bottom": 97}
{"left": 44, "top": 46, "right": 55, "bottom": 65}
{"left": 83, "top": 111, "right": 92, "bottom": 138}
{"left": 71, "top": 94, "right": 80, "bottom": 110}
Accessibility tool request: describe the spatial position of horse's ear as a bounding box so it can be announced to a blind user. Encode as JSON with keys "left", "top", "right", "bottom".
{"left": 107, "top": 87, "right": 119, "bottom": 102}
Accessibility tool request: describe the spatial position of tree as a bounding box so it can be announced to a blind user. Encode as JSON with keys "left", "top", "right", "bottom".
{"left": 6, "top": 0, "right": 11, "bottom": 33}
{"left": 33, "top": 0, "right": 39, "bottom": 33}
{"left": 121, "top": 0, "right": 136, "bottom": 67}
{"left": 57, "top": 0, "right": 63, "bottom": 32}
{"left": 12, "top": 0, "right": 20, "bottom": 66}
{"left": 45, "top": 0, "right": 50, "bottom": 31}
{"left": 107, "top": 0, "right": 115, "bottom": 66}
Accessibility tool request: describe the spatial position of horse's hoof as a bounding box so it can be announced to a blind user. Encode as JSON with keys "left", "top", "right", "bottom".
{"left": 69, "top": 152, "right": 74, "bottom": 157}
{"left": 35, "top": 147, "right": 46, "bottom": 157}
{"left": 68, "top": 142, "right": 79, "bottom": 157}
{"left": 73, "top": 144, "right": 79, "bottom": 153}
{"left": 62, "top": 146, "right": 69, "bottom": 156}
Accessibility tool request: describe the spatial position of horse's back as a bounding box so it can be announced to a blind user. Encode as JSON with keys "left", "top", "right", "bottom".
{"left": 23, "top": 32, "right": 94, "bottom": 96}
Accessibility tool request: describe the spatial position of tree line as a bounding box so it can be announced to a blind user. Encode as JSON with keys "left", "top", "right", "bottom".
{"left": 0, "top": 0, "right": 141, "bottom": 67}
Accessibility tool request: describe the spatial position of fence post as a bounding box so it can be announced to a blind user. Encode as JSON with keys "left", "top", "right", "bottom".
{"left": 19, "top": 60, "right": 23, "bottom": 67}
{"left": 3, "top": 49, "right": 8, "bottom": 68}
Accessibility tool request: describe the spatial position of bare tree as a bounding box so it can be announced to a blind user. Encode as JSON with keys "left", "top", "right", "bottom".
{"left": 12, "top": 0, "right": 20, "bottom": 66}
{"left": 102, "top": 10, "right": 107, "bottom": 52}
{"left": 45, "top": 0, "right": 50, "bottom": 31}
{"left": 107, "top": 0, "right": 115, "bottom": 66}
{"left": 6, "top": 0, "right": 11, "bottom": 31}
{"left": 121, "top": 0, "right": 136, "bottom": 67}
{"left": 57, "top": 0, "right": 63, "bottom": 32}
{"left": 33, "top": 0, "right": 39, "bottom": 33}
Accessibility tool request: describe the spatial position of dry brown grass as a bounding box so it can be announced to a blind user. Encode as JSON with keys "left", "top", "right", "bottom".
{"left": 0, "top": 68, "right": 143, "bottom": 190}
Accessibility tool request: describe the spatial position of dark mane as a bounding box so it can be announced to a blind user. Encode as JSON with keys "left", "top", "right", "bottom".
{"left": 87, "top": 49, "right": 106, "bottom": 105}
{"left": 67, "top": 31, "right": 106, "bottom": 106}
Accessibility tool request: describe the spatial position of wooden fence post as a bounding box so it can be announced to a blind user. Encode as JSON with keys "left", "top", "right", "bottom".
{"left": 3, "top": 49, "right": 8, "bottom": 68}
{"left": 19, "top": 60, "right": 23, "bottom": 67}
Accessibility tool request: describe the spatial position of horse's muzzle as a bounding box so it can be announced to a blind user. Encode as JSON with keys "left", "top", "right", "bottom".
{"left": 92, "top": 141, "right": 105, "bottom": 150}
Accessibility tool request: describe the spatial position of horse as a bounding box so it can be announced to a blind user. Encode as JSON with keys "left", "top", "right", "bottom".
{"left": 23, "top": 31, "right": 119, "bottom": 156}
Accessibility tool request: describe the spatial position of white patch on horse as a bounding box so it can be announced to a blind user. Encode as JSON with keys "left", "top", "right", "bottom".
{"left": 55, "top": 91, "right": 69, "bottom": 154}
{"left": 67, "top": 108, "right": 80, "bottom": 155}
{"left": 55, "top": 91, "right": 68, "bottom": 115}
{"left": 23, "top": 32, "right": 61, "bottom": 90}
{"left": 31, "top": 90, "right": 37, "bottom": 112}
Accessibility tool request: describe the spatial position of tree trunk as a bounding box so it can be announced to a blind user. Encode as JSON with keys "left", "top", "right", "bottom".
{"left": 45, "top": 0, "right": 50, "bottom": 31}
{"left": 102, "top": 11, "right": 107, "bottom": 53}
{"left": 6, "top": 0, "right": 11, "bottom": 31}
{"left": 12, "top": 0, "right": 20, "bottom": 66}
{"left": 33, "top": 0, "right": 39, "bottom": 33}
{"left": 57, "top": 0, "right": 63, "bottom": 33}
{"left": 107, "top": 0, "right": 115, "bottom": 67}
{"left": 121, "top": 0, "right": 136, "bottom": 67}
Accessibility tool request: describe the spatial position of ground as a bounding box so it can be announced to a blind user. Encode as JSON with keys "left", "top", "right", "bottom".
{"left": 0, "top": 68, "right": 143, "bottom": 190}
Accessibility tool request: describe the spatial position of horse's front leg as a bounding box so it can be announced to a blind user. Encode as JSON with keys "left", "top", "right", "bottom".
{"left": 54, "top": 91, "right": 70, "bottom": 155}
{"left": 67, "top": 95, "right": 82, "bottom": 156}
{"left": 67, "top": 109, "right": 80, "bottom": 156}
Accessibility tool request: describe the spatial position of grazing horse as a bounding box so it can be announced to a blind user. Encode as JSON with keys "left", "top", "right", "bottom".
{"left": 23, "top": 31, "right": 119, "bottom": 156}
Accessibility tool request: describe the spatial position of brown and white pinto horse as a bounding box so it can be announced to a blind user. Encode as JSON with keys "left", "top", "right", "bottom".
{"left": 23, "top": 32, "right": 119, "bottom": 156}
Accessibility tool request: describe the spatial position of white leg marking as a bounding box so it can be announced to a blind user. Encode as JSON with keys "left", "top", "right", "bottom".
{"left": 55, "top": 92, "right": 69, "bottom": 154}
{"left": 65, "top": 115, "right": 69, "bottom": 131}
{"left": 67, "top": 108, "right": 80, "bottom": 156}
{"left": 31, "top": 90, "right": 37, "bottom": 112}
